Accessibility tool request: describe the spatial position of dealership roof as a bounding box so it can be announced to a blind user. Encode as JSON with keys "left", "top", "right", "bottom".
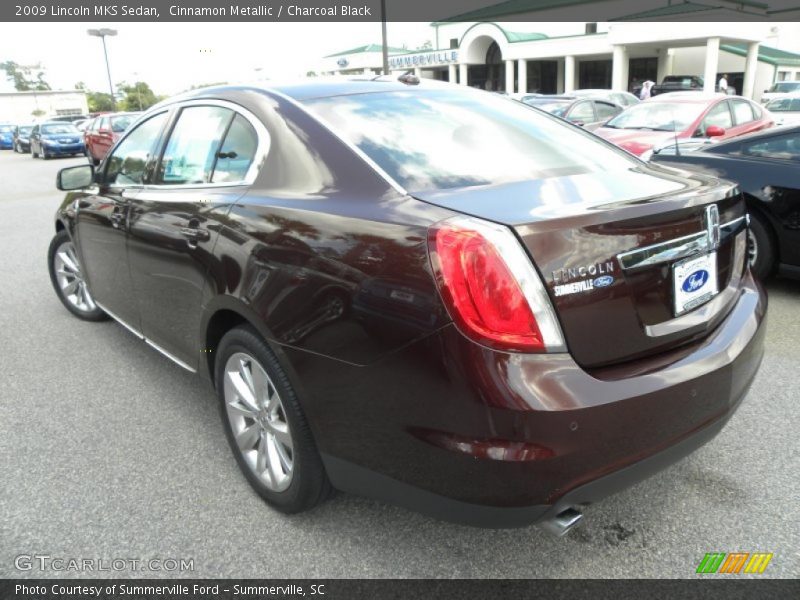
{"left": 324, "top": 44, "right": 408, "bottom": 58}
{"left": 721, "top": 43, "right": 800, "bottom": 67}
{"left": 434, "top": 0, "right": 770, "bottom": 22}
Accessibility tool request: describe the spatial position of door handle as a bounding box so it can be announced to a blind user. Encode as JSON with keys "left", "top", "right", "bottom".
{"left": 110, "top": 212, "right": 125, "bottom": 228}
{"left": 180, "top": 227, "right": 210, "bottom": 242}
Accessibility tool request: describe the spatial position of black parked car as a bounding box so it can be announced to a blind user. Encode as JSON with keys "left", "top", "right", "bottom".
{"left": 12, "top": 123, "right": 34, "bottom": 153}
{"left": 653, "top": 125, "right": 800, "bottom": 279}
{"left": 48, "top": 79, "right": 764, "bottom": 530}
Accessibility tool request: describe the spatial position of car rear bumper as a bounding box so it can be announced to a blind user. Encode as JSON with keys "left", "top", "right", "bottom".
{"left": 293, "top": 271, "right": 766, "bottom": 527}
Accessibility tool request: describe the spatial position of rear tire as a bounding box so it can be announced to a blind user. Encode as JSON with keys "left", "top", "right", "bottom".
{"left": 47, "top": 230, "right": 107, "bottom": 321}
{"left": 215, "top": 325, "right": 332, "bottom": 514}
{"left": 747, "top": 212, "right": 776, "bottom": 280}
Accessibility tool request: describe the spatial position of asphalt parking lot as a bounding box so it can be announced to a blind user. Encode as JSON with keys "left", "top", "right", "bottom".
{"left": 0, "top": 149, "right": 798, "bottom": 579}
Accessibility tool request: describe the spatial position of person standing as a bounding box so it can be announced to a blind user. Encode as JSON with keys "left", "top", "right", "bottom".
{"left": 640, "top": 80, "right": 654, "bottom": 100}
{"left": 718, "top": 74, "right": 729, "bottom": 94}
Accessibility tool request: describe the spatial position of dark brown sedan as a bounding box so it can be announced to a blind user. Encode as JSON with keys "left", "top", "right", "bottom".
{"left": 48, "top": 78, "right": 766, "bottom": 533}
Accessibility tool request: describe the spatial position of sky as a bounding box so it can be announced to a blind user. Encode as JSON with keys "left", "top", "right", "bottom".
{"left": 0, "top": 22, "right": 433, "bottom": 95}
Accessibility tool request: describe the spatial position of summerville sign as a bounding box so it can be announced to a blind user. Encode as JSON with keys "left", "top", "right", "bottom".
{"left": 389, "top": 50, "right": 459, "bottom": 69}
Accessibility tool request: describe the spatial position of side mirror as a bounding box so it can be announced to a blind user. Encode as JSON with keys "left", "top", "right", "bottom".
{"left": 706, "top": 125, "right": 726, "bottom": 137}
{"left": 57, "top": 165, "right": 95, "bottom": 191}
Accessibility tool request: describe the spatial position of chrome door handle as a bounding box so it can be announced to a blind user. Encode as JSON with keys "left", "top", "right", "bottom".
{"left": 180, "top": 227, "right": 210, "bottom": 242}
{"left": 110, "top": 212, "right": 125, "bottom": 228}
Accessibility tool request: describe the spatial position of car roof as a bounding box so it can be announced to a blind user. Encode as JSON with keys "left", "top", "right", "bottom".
{"left": 646, "top": 92, "right": 727, "bottom": 104}
{"left": 170, "top": 76, "right": 462, "bottom": 105}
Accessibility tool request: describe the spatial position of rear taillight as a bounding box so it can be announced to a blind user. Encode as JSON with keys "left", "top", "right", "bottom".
{"left": 428, "top": 216, "right": 565, "bottom": 353}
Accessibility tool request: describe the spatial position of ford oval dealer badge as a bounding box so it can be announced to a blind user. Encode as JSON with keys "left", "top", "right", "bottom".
{"left": 673, "top": 252, "right": 718, "bottom": 316}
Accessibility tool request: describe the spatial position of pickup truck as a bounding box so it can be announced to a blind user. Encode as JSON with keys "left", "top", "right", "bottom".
{"left": 650, "top": 75, "right": 705, "bottom": 97}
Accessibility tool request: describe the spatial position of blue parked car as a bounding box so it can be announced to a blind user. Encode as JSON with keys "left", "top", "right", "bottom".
{"left": 30, "top": 121, "right": 85, "bottom": 159}
{"left": 0, "top": 124, "right": 14, "bottom": 149}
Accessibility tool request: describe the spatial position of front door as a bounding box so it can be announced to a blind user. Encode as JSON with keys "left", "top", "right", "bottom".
{"left": 126, "top": 104, "right": 262, "bottom": 368}
{"left": 74, "top": 111, "right": 171, "bottom": 330}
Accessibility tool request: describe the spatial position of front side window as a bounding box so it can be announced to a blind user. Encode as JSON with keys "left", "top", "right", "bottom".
{"left": 594, "top": 101, "right": 620, "bottom": 120}
{"left": 567, "top": 101, "right": 595, "bottom": 124}
{"left": 157, "top": 106, "right": 233, "bottom": 185}
{"left": 697, "top": 101, "right": 733, "bottom": 136}
{"left": 766, "top": 98, "right": 800, "bottom": 112}
{"left": 105, "top": 112, "right": 169, "bottom": 186}
{"left": 304, "top": 89, "right": 637, "bottom": 193}
{"left": 605, "top": 101, "right": 703, "bottom": 132}
{"left": 741, "top": 132, "right": 800, "bottom": 162}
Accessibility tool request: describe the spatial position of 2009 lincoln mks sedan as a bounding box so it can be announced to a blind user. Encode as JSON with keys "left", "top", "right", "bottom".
{"left": 49, "top": 78, "right": 766, "bottom": 532}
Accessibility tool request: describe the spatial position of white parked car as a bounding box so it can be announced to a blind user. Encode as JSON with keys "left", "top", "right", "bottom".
{"left": 761, "top": 81, "right": 800, "bottom": 104}
{"left": 764, "top": 95, "right": 800, "bottom": 126}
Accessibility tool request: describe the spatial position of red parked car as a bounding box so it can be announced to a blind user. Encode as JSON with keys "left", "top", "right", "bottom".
{"left": 83, "top": 112, "right": 140, "bottom": 165}
{"left": 595, "top": 93, "right": 773, "bottom": 160}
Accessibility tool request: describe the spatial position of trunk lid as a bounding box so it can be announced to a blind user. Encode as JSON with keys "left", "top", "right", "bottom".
{"left": 415, "top": 165, "right": 748, "bottom": 368}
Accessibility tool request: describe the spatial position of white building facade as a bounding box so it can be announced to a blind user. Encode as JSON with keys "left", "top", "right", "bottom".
{"left": 0, "top": 90, "right": 88, "bottom": 122}
{"left": 321, "top": 20, "right": 800, "bottom": 102}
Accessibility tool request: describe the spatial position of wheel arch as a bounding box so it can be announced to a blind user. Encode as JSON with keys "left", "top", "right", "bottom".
{"left": 743, "top": 193, "right": 780, "bottom": 264}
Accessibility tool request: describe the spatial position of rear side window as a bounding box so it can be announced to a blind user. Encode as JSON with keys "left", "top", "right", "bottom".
{"left": 740, "top": 132, "right": 800, "bottom": 161}
{"left": 732, "top": 100, "right": 755, "bottom": 125}
{"left": 211, "top": 115, "right": 258, "bottom": 183}
{"left": 304, "top": 89, "right": 636, "bottom": 192}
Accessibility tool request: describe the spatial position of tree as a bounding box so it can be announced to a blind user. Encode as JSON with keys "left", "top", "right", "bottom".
{"left": 86, "top": 91, "right": 115, "bottom": 113}
{"left": 116, "top": 81, "right": 162, "bottom": 111}
{"left": 0, "top": 61, "right": 51, "bottom": 91}
{"left": 416, "top": 40, "right": 433, "bottom": 51}
{"left": 306, "top": 71, "right": 318, "bottom": 77}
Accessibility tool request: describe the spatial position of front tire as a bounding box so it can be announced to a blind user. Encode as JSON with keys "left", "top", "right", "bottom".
{"left": 215, "top": 325, "right": 332, "bottom": 513}
{"left": 747, "top": 212, "right": 776, "bottom": 280}
{"left": 47, "top": 230, "right": 107, "bottom": 321}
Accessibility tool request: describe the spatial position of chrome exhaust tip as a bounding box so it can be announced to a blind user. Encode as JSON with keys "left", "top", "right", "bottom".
{"left": 540, "top": 507, "right": 584, "bottom": 537}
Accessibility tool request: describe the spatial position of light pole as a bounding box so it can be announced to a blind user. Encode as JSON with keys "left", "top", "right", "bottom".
{"left": 381, "top": 0, "right": 388, "bottom": 75}
{"left": 87, "top": 28, "right": 118, "bottom": 110}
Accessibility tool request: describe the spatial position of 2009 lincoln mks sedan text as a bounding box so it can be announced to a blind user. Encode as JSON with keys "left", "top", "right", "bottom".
{"left": 49, "top": 78, "right": 765, "bottom": 533}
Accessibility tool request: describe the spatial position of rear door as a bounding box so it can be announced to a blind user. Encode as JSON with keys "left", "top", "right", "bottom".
{"left": 126, "top": 102, "right": 265, "bottom": 367}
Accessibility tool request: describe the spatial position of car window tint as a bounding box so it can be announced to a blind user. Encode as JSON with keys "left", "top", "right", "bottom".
{"left": 568, "top": 101, "right": 595, "bottom": 123}
{"left": 699, "top": 102, "right": 733, "bottom": 135}
{"left": 305, "top": 89, "right": 637, "bottom": 193}
{"left": 732, "top": 100, "right": 754, "bottom": 125}
{"left": 158, "top": 106, "right": 233, "bottom": 185}
{"left": 595, "top": 101, "right": 620, "bottom": 120}
{"left": 211, "top": 114, "right": 258, "bottom": 183}
{"left": 105, "top": 112, "right": 169, "bottom": 186}
{"left": 741, "top": 132, "right": 800, "bottom": 161}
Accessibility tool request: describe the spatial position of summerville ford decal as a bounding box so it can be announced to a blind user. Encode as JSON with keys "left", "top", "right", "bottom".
{"left": 552, "top": 261, "right": 615, "bottom": 297}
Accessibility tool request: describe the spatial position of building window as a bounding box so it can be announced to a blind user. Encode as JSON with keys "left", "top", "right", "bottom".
{"left": 778, "top": 71, "right": 789, "bottom": 81}
{"left": 585, "top": 23, "right": 597, "bottom": 34}
{"left": 450, "top": 38, "right": 458, "bottom": 49}
{"left": 579, "top": 59, "right": 612, "bottom": 89}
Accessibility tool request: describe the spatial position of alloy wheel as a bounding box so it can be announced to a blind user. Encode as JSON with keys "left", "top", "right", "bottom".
{"left": 53, "top": 240, "right": 97, "bottom": 313}
{"left": 223, "top": 352, "right": 294, "bottom": 492}
{"left": 747, "top": 229, "right": 758, "bottom": 266}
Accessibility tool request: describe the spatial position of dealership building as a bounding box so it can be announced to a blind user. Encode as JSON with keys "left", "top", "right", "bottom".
{"left": 320, "top": 1, "right": 800, "bottom": 101}
{"left": 0, "top": 90, "right": 88, "bottom": 123}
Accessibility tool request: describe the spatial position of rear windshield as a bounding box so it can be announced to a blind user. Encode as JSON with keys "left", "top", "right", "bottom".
{"left": 41, "top": 124, "right": 79, "bottom": 134}
{"left": 19, "top": 126, "right": 33, "bottom": 135}
{"left": 111, "top": 114, "right": 137, "bottom": 132}
{"left": 0, "top": 125, "right": 11, "bottom": 133}
{"left": 303, "top": 89, "right": 635, "bottom": 193}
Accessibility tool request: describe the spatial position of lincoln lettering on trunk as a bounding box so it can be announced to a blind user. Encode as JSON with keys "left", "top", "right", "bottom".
{"left": 552, "top": 261, "right": 615, "bottom": 284}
